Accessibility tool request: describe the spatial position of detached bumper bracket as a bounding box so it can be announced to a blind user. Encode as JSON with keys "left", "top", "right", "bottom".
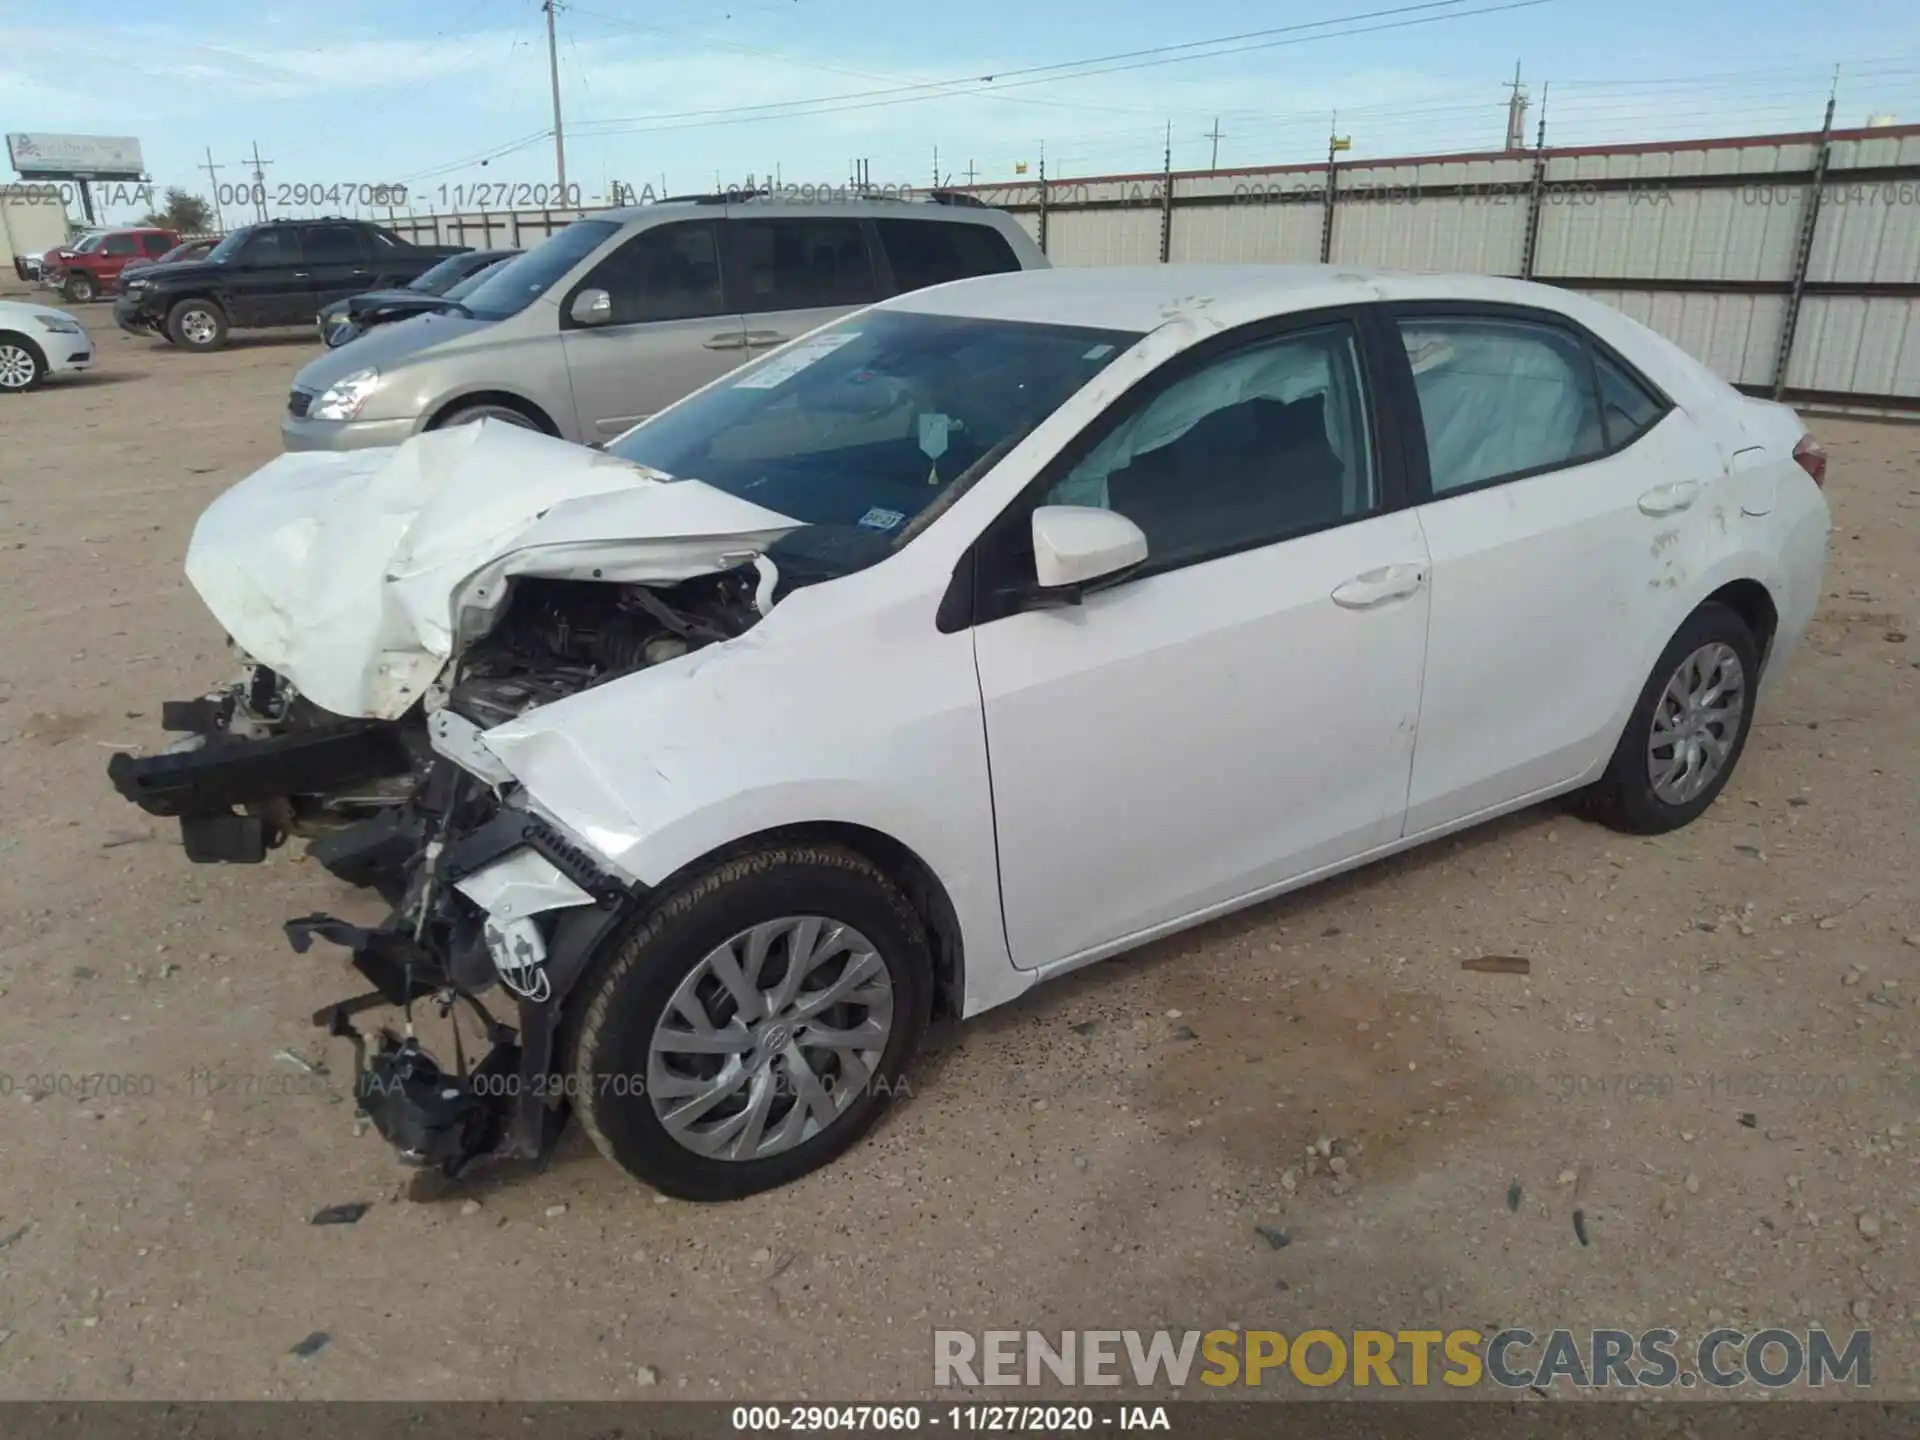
{"left": 106, "top": 721, "right": 413, "bottom": 818}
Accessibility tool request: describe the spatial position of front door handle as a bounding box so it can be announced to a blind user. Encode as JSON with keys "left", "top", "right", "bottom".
{"left": 704, "top": 332, "right": 748, "bottom": 350}
{"left": 744, "top": 330, "right": 788, "bottom": 348}
{"left": 1331, "top": 563, "right": 1426, "bottom": 609}
{"left": 1637, "top": 479, "right": 1700, "bottom": 516}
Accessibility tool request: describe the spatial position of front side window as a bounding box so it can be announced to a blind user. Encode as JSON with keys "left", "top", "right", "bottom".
{"left": 1042, "top": 322, "right": 1378, "bottom": 573}
{"left": 240, "top": 228, "right": 302, "bottom": 266}
{"left": 1397, "top": 316, "right": 1605, "bottom": 495}
{"left": 576, "top": 220, "right": 724, "bottom": 325}
{"left": 726, "top": 218, "right": 881, "bottom": 312}
{"left": 103, "top": 234, "right": 139, "bottom": 256}
{"left": 141, "top": 233, "right": 172, "bottom": 255}
{"left": 607, "top": 310, "right": 1138, "bottom": 578}
{"left": 460, "top": 218, "right": 621, "bottom": 321}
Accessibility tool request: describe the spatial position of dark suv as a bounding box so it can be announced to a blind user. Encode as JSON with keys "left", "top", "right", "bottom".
{"left": 113, "top": 218, "right": 469, "bottom": 352}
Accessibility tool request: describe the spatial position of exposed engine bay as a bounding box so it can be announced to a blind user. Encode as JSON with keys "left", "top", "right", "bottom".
{"left": 106, "top": 565, "right": 767, "bottom": 1180}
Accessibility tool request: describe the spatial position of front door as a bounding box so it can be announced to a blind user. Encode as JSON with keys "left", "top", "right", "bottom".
{"left": 226, "top": 227, "right": 304, "bottom": 326}
{"left": 558, "top": 218, "right": 747, "bottom": 440}
{"left": 972, "top": 317, "right": 1433, "bottom": 968}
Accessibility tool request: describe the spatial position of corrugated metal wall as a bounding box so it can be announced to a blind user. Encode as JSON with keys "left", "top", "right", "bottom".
{"left": 377, "top": 121, "right": 1920, "bottom": 413}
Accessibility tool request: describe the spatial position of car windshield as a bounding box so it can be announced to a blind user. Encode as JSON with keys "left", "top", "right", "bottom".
{"left": 606, "top": 309, "right": 1140, "bottom": 577}
{"left": 408, "top": 253, "right": 482, "bottom": 295}
{"left": 202, "top": 228, "right": 255, "bottom": 263}
{"left": 458, "top": 221, "right": 619, "bottom": 321}
{"left": 443, "top": 259, "right": 513, "bottom": 300}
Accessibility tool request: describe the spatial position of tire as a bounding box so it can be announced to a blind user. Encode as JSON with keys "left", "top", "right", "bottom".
{"left": 63, "top": 273, "right": 96, "bottom": 303}
{"left": 166, "top": 298, "right": 229, "bottom": 352}
{"left": 0, "top": 333, "right": 48, "bottom": 393}
{"left": 570, "top": 843, "right": 934, "bottom": 1201}
{"left": 436, "top": 401, "right": 542, "bottom": 432}
{"left": 1580, "top": 602, "right": 1761, "bottom": 835}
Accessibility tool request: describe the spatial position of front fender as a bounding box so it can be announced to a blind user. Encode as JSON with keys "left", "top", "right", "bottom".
{"left": 477, "top": 577, "right": 1021, "bottom": 1014}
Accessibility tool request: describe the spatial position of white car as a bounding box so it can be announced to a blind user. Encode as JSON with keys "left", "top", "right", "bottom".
{"left": 0, "top": 299, "right": 96, "bottom": 392}
{"left": 110, "top": 264, "right": 1831, "bottom": 1200}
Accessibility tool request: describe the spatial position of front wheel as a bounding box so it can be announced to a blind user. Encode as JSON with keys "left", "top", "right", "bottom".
{"left": 0, "top": 334, "right": 48, "bottom": 393}
{"left": 64, "top": 273, "right": 96, "bottom": 303}
{"left": 437, "top": 402, "right": 540, "bottom": 431}
{"left": 166, "top": 299, "right": 229, "bottom": 352}
{"left": 1580, "top": 602, "right": 1760, "bottom": 834}
{"left": 570, "top": 844, "right": 934, "bottom": 1200}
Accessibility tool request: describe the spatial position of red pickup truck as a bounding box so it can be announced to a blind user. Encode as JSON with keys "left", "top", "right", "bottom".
{"left": 41, "top": 227, "right": 180, "bottom": 303}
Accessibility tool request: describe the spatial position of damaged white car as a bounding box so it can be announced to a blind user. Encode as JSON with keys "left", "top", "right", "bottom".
{"left": 109, "top": 265, "right": 1831, "bottom": 1199}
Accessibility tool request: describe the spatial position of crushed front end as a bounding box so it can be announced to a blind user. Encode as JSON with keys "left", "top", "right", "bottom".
{"left": 106, "top": 566, "right": 768, "bottom": 1176}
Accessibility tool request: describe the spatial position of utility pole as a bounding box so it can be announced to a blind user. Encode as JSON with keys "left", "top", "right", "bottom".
{"left": 964, "top": 159, "right": 977, "bottom": 186}
{"left": 932, "top": 145, "right": 939, "bottom": 190}
{"left": 1205, "top": 117, "right": 1225, "bottom": 173}
{"left": 247, "top": 141, "right": 272, "bottom": 221}
{"left": 1504, "top": 60, "right": 1530, "bottom": 152}
{"left": 200, "top": 147, "right": 226, "bottom": 232}
{"left": 544, "top": 0, "right": 568, "bottom": 198}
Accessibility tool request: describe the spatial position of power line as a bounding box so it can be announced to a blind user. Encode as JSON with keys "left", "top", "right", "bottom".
{"left": 568, "top": 0, "right": 1557, "bottom": 136}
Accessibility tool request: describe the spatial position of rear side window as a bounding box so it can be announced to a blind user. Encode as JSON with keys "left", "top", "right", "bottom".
{"left": 726, "top": 218, "right": 881, "bottom": 311}
{"left": 1594, "top": 349, "right": 1668, "bottom": 449}
{"left": 303, "top": 225, "right": 366, "bottom": 264}
{"left": 875, "top": 219, "right": 1020, "bottom": 292}
{"left": 578, "top": 220, "right": 725, "bottom": 324}
{"left": 1396, "top": 316, "right": 1605, "bottom": 496}
{"left": 104, "top": 234, "right": 139, "bottom": 256}
{"left": 141, "top": 233, "right": 172, "bottom": 256}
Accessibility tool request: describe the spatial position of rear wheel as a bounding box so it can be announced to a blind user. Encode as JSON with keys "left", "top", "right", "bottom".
{"left": 63, "top": 272, "right": 96, "bottom": 303}
{"left": 1581, "top": 602, "right": 1760, "bottom": 834}
{"left": 570, "top": 844, "right": 934, "bottom": 1200}
{"left": 0, "top": 334, "right": 48, "bottom": 393}
{"left": 166, "top": 298, "right": 229, "bottom": 352}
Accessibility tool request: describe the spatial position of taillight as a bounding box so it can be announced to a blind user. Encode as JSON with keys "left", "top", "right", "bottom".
{"left": 1792, "top": 433, "right": 1828, "bottom": 488}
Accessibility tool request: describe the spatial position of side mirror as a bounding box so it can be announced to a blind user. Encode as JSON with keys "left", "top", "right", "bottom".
{"left": 1029, "top": 505, "right": 1148, "bottom": 599}
{"left": 570, "top": 288, "right": 613, "bottom": 326}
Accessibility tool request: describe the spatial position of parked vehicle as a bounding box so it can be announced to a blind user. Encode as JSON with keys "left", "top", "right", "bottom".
{"left": 107, "top": 265, "right": 1831, "bottom": 1199}
{"left": 40, "top": 227, "right": 178, "bottom": 302}
{"left": 317, "top": 249, "right": 520, "bottom": 348}
{"left": 280, "top": 192, "right": 1044, "bottom": 451}
{"left": 112, "top": 218, "right": 470, "bottom": 352}
{"left": 0, "top": 299, "right": 95, "bottom": 391}
{"left": 13, "top": 228, "right": 103, "bottom": 283}
{"left": 114, "top": 237, "right": 220, "bottom": 294}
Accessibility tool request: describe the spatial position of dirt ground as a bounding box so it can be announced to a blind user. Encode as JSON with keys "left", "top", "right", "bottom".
{"left": 0, "top": 301, "right": 1916, "bottom": 1404}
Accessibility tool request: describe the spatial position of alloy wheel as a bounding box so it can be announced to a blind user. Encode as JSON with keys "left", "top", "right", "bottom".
{"left": 1647, "top": 641, "right": 1746, "bottom": 805}
{"left": 647, "top": 916, "right": 894, "bottom": 1161}
{"left": 0, "top": 344, "right": 40, "bottom": 390}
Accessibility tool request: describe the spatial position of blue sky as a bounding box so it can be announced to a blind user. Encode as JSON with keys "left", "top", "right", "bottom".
{"left": 4, "top": 0, "right": 1919, "bottom": 223}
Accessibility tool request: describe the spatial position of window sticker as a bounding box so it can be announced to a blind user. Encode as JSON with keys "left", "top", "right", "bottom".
{"left": 732, "top": 331, "right": 863, "bottom": 389}
{"left": 1082, "top": 343, "right": 1116, "bottom": 360}
{"left": 857, "top": 506, "right": 906, "bottom": 531}
{"left": 917, "top": 412, "right": 952, "bottom": 460}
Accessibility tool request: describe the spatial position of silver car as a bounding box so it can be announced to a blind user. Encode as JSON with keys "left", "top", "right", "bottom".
{"left": 282, "top": 194, "right": 1049, "bottom": 452}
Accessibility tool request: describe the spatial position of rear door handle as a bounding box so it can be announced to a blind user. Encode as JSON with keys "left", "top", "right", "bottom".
{"left": 704, "top": 333, "right": 748, "bottom": 350}
{"left": 1331, "top": 563, "right": 1426, "bottom": 609}
{"left": 744, "top": 330, "right": 788, "bottom": 348}
{"left": 1637, "top": 479, "right": 1700, "bottom": 516}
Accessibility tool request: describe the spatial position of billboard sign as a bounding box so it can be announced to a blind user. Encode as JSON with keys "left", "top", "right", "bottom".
{"left": 6, "top": 133, "right": 146, "bottom": 180}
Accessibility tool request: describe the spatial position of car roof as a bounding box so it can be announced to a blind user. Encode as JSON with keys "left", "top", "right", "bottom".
{"left": 592, "top": 197, "right": 1015, "bottom": 227}
{"left": 879, "top": 264, "right": 1608, "bottom": 332}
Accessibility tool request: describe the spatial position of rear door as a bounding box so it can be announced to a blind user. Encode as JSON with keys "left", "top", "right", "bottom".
{"left": 558, "top": 217, "right": 746, "bottom": 439}
{"left": 724, "top": 214, "right": 885, "bottom": 355}
{"left": 1386, "top": 304, "right": 1723, "bottom": 835}
{"left": 301, "top": 224, "right": 374, "bottom": 311}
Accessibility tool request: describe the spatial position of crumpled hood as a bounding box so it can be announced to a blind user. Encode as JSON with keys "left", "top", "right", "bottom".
{"left": 183, "top": 421, "right": 802, "bottom": 719}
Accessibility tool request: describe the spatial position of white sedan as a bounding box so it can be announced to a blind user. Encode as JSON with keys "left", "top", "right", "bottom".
{"left": 0, "top": 299, "right": 95, "bottom": 392}
{"left": 117, "top": 265, "right": 1831, "bottom": 1199}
